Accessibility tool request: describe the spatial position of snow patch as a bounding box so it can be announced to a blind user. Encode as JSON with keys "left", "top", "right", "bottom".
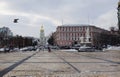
{"left": 61, "top": 49, "right": 78, "bottom": 52}
{"left": 103, "top": 46, "right": 120, "bottom": 51}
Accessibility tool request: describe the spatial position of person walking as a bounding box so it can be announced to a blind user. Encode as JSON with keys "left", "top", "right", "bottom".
{"left": 48, "top": 46, "right": 51, "bottom": 52}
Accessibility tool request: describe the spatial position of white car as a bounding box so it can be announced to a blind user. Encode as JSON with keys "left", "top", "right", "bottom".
{"left": 0, "top": 47, "right": 10, "bottom": 52}
{"left": 12, "top": 48, "right": 20, "bottom": 52}
{"left": 0, "top": 48, "right": 5, "bottom": 52}
{"left": 20, "top": 47, "right": 29, "bottom": 51}
{"left": 78, "top": 46, "right": 95, "bottom": 52}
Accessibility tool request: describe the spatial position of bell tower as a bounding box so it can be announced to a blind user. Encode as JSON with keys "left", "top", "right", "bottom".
{"left": 40, "top": 25, "right": 45, "bottom": 46}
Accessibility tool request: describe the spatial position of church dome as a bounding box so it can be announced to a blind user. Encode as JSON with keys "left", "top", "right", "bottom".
{"left": 40, "top": 25, "right": 44, "bottom": 32}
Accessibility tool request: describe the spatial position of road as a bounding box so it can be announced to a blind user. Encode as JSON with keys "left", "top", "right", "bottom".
{"left": 0, "top": 50, "right": 120, "bottom": 77}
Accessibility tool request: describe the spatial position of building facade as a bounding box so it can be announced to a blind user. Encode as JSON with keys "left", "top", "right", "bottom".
{"left": 55, "top": 25, "right": 110, "bottom": 47}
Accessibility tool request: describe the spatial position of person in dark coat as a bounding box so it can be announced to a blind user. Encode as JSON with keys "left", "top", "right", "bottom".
{"left": 48, "top": 46, "right": 51, "bottom": 52}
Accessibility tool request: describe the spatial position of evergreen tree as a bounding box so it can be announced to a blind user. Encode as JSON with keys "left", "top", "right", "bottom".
{"left": 47, "top": 35, "right": 55, "bottom": 45}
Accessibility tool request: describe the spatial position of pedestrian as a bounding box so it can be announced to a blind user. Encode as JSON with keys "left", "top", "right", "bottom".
{"left": 48, "top": 46, "right": 51, "bottom": 52}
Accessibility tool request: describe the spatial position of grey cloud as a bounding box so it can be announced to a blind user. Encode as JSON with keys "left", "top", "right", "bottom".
{"left": 0, "top": 0, "right": 118, "bottom": 37}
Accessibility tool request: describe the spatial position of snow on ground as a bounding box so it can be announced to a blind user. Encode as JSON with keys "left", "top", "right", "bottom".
{"left": 61, "top": 49, "right": 78, "bottom": 52}
{"left": 103, "top": 46, "right": 120, "bottom": 51}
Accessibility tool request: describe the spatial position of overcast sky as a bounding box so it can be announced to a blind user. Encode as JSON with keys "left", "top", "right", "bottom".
{"left": 0, "top": 0, "right": 119, "bottom": 38}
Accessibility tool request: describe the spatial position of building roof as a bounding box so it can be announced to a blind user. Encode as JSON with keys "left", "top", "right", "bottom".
{"left": 58, "top": 24, "right": 93, "bottom": 27}
{"left": 57, "top": 24, "right": 109, "bottom": 32}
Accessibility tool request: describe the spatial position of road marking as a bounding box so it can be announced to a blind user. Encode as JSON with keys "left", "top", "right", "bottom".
{"left": 53, "top": 52, "right": 81, "bottom": 73}
{"left": 0, "top": 52, "right": 38, "bottom": 77}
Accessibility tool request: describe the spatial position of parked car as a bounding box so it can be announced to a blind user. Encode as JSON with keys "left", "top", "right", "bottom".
{"left": 71, "top": 44, "right": 81, "bottom": 50}
{"left": 50, "top": 46, "right": 59, "bottom": 49}
{"left": 0, "top": 47, "right": 10, "bottom": 52}
{"left": 71, "top": 46, "right": 80, "bottom": 50}
{"left": 12, "top": 48, "right": 20, "bottom": 52}
{"left": 78, "top": 46, "right": 95, "bottom": 52}
{"left": 20, "top": 46, "right": 37, "bottom": 51}
{"left": 20, "top": 47, "right": 29, "bottom": 51}
{"left": 60, "top": 46, "right": 71, "bottom": 49}
{"left": 0, "top": 48, "right": 5, "bottom": 52}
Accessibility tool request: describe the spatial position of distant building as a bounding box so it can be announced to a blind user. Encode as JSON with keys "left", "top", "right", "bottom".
{"left": 54, "top": 25, "right": 111, "bottom": 47}
{"left": 39, "top": 25, "right": 46, "bottom": 46}
{"left": 0, "top": 27, "right": 13, "bottom": 37}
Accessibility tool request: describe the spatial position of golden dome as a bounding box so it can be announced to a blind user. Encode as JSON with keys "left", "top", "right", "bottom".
{"left": 40, "top": 25, "right": 44, "bottom": 32}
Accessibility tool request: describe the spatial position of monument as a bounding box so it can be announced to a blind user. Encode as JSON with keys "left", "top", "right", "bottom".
{"left": 80, "top": 26, "right": 91, "bottom": 46}
{"left": 85, "top": 27, "right": 91, "bottom": 43}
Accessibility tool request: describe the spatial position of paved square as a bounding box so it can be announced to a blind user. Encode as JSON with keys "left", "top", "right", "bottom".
{"left": 0, "top": 50, "right": 120, "bottom": 77}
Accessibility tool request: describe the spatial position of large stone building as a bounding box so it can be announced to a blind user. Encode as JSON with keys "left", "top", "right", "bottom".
{"left": 54, "top": 25, "right": 111, "bottom": 47}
